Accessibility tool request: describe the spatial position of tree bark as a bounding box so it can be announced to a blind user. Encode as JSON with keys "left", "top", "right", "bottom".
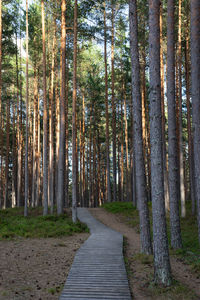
{"left": 41, "top": 0, "right": 48, "bottom": 215}
{"left": 191, "top": 0, "right": 200, "bottom": 244}
{"left": 104, "top": 1, "right": 111, "bottom": 203}
{"left": 72, "top": 0, "right": 78, "bottom": 222}
{"left": 111, "top": 0, "right": 116, "bottom": 202}
{"left": 185, "top": 26, "right": 195, "bottom": 215}
{"left": 130, "top": 0, "right": 152, "bottom": 255}
{"left": 149, "top": 0, "right": 171, "bottom": 285}
{"left": 24, "top": 0, "right": 29, "bottom": 216}
{"left": 160, "top": 4, "right": 169, "bottom": 211}
{"left": 178, "top": 0, "right": 186, "bottom": 218}
{"left": 167, "top": 0, "right": 182, "bottom": 249}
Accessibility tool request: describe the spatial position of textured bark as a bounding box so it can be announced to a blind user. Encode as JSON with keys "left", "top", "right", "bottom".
{"left": 120, "top": 98, "right": 124, "bottom": 202}
{"left": 57, "top": 0, "right": 66, "bottom": 215}
{"left": 104, "top": 1, "right": 111, "bottom": 203}
{"left": 4, "top": 96, "right": 10, "bottom": 208}
{"left": 35, "top": 70, "right": 40, "bottom": 207}
{"left": 41, "top": 0, "right": 48, "bottom": 215}
{"left": 149, "top": 0, "right": 171, "bottom": 285}
{"left": 12, "top": 102, "right": 17, "bottom": 207}
{"left": 130, "top": 0, "right": 152, "bottom": 255}
{"left": 123, "top": 81, "right": 130, "bottom": 202}
{"left": 72, "top": 0, "right": 78, "bottom": 222}
{"left": 65, "top": 43, "right": 69, "bottom": 208}
{"left": 49, "top": 21, "right": 56, "bottom": 214}
{"left": 178, "top": 0, "right": 186, "bottom": 218}
{"left": 24, "top": 0, "right": 29, "bottom": 217}
{"left": 191, "top": 0, "right": 200, "bottom": 243}
{"left": 111, "top": 1, "right": 116, "bottom": 202}
{"left": 0, "top": 0, "right": 2, "bottom": 208}
{"left": 167, "top": 0, "right": 182, "bottom": 249}
{"left": 82, "top": 93, "right": 85, "bottom": 207}
{"left": 160, "top": 4, "right": 169, "bottom": 211}
{"left": 185, "top": 28, "right": 195, "bottom": 215}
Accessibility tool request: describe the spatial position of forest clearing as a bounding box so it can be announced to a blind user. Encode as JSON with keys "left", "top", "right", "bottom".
{"left": 0, "top": 0, "right": 200, "bottom": 299}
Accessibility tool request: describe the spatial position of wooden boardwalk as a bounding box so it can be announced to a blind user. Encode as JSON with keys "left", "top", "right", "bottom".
{"left": 59, "top": 208, "right": 131, "bottom": 300}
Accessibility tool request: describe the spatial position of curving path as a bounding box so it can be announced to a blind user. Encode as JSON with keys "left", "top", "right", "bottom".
{"left": 59, "top": 208, "right": 132, "bottom": 300}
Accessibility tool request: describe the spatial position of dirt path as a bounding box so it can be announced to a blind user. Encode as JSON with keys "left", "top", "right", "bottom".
{"left": 0, "top": 233, "right": 89, "bottom": 300}
{"left": 89, "top": 208, "right": 200, "bottom": 300}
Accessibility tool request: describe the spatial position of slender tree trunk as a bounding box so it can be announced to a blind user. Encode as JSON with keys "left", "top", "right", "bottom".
{"left": 4, "top": 95, "right": 10, "bottom": 208}
{"left": 0, "top": 0, "right": 2, "bottom": 208}
{"left": 167, "top": 0, "right": 182, "bottom": 249}
{"left": 160, "top": 4, "right": 169, "bottom": 211}
{"left": 82, "top": 93, "right": 85, "bottom": 207}
{"left": 17, "top": 29, "right": 23, "bottom": 207}
{"left": 123, "top": 81, "right": 130, "bottom": 202}
{"left": 178, "top": 0, "right": 186, "bottom": 218}
{"left": 36, "top": 75, "right": 40, "bottom": 207}
{"left": 65, "top": 40, "right": 69, "bottom": 208}
{"left": 120, "top": 98, "right": 124, "bottom": 202}
{"left": 31, "top": 66, "right": 37, "bottom": 207}
{"left": 72, "top": 0, "right": 78, "bottom": 222}
{"left": 149, "top": 0, "right": 171, "bottom": 285}
{"left": 41, "top": 0, "right": 48, "bottom": 215}
{"left": 57, "top": 0, "right": 66, "bottom": 215}
{"left": 191, "top": 0, "right": 200, "bottom": 243}
{"left": 24, "top": 0, "right": 29, "bottom": 216}
{"left": 104, "top": 1, "right": 111, "bottom": 203}
{"left": 130, "top": 0, "right": 152, "bottom": 254}
{"left": 111, "top": 0, "right": 116, "bottom": 202}
{"left": 185, "top": 28, "right": 195, "bottom": 215}
{"left": 12, "top": 102, "right": 17, "bottom": 207}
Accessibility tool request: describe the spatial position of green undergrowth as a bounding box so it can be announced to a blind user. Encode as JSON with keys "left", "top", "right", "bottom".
{"left": 103, "top": 202, "right": 200, "bottom": 275}
{"left": 0, "top": 207, "right": 88, "bottom": 240}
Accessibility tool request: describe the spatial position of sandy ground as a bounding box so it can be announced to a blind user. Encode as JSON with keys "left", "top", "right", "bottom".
{"left": 0, "top": 233, "right": 89, "bottom": 300}
{"left": 89, "top": 208, "right": 200, "bottom": 300}
{"left": 1, "top": 208, "right": 199, "bottom": 300}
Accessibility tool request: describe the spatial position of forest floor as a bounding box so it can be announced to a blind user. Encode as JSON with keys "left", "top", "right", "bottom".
{"left": 0, "top": 206, "right": 199, "bottom": 300}
{"left": 89, "top": 208, "right": 200, "bottom": 300}
{"left": 0, "top": 233, "right": 89, "bottom": 300}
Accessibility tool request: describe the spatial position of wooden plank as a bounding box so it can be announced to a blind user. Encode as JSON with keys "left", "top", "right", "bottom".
{"left": 59, "top": 208, "right": 132, "bottom": 300}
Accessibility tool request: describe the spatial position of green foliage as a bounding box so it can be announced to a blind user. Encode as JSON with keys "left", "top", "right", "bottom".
{"left": 0, "top": 207, "right": 88, "bottom": 239}
{"left": 103, "top": 201, "right": 136, "bottom": 214}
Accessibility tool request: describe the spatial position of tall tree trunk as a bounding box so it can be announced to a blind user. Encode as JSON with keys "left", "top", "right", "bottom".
{"left": 130, "top": 0, "right": 152, "bottom": 255}
{"left": 41, "top": 0, "right": 48, "bottom": 215}
{"left": 72, "top": 0, "right": 78, "bottom": 222}
{"left": 160, "top": 4, "right": 169, "bottom": 211}
{"left": 0, "top": 0, "right": 2, "bottom": 208}
{"left": 65, "top": 39, "right": 69, "bottom": 208}
{"left": 120, "top": 98, "right": 124, "bottom": 202}
{"left": 149, "top": 0, "right": 171, "bottom": 285}
{"left": 4, "top": 95, "right": 10, "bottom": 208}
{"left": 178, "top": 0, "right": 186, "bottom": 218}
{"left": 24, "top": 0, "right": 29, "bottom": 216}
{"left": 104, "top": 1, "right": 111, "bottom": 203}
{"left": 57, "top": 0, "right": 66, "bottom": 215}
{"left": 12, "top": 102, "right": 17, "bottom": 207}
{"left": 17, "top": 29, "right": 23, "bottom": 207}
{"left": 123, "top": 81, "right": 130, "bottom": 202}
{"left": 36, "top": 73, "right": 40, "bottom": 207}
{"left": 191, "top": 0, "right": 200, "bottom": 244}
{"left": 82, "top": 92, "right": 85, "bottom": 207}
{"left": 111, "top": 0, "right": 116, "bottom": 202}
{"left": 31, "top": 66, "right": 37, "bottom": 207}
{"left": 167, "top": 0, "right": 182, "bottom": 249}
{"left": 185, "top": 27, "right": 195, "bottom": 215}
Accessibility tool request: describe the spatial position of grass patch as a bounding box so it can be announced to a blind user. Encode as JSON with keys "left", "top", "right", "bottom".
{"left": 148, "top": 279, "right": 197, "bottom": 300}
{"left": 0, "top": 207, "right": 88, "bottom": 240}
{"left": 48, "top": 284, "right": 64, "bottom": 295}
